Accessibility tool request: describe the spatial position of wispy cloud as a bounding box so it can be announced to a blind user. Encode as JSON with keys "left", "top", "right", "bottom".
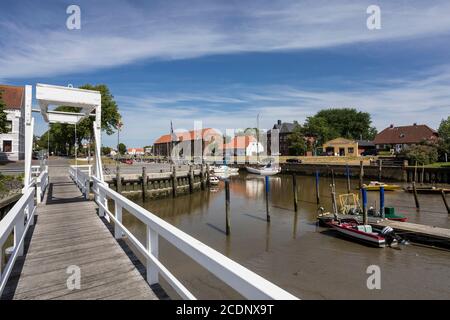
{"left": 107, "top": 65, "right": 450, "bottom": 146}
{"left": 2, "top": 0, "right": 450, "bottom": 79}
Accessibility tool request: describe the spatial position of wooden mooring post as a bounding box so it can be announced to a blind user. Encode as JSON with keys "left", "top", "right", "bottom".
{"left": 292, "top": 173, "right": 298, "bottom": 212}
{"left": 315, "top": 170, "right": 320, "bottom": 204}
{"left": 200, "top": 164, "right": 206, "bottom": 190}
{"left": 442, "top": 190, "right": 450, "bottom": 214}
{"left": 188, "top": 165, "right": 194, "bottom": 194}
{"left": 378, "top": 159, "right": 382, "bottom": 181}
{"left": 412, "top": 181, "right": 420, "bottom": 209}
{"left": 225, "top": 179, "right": 231, "bottom": 235}
{"left": 171, "top": 165, "right": 178, "bottom": 197}
{"left": 141, "top": 166, "right": 147, "bottom": 201}
{"left": 116, "top": 165, "right": 122, "bottom": 193}
{"left": 265, "top": 176, "right": 271, "bottom": 222}
{"left": 346, "top": 164, "right": 351, "bottom": 194}
{"left": 359, "top": 160, "right": 364, "bottom": 189}
{"left": 361, "top": 187, "right": 368, "bottom": 225}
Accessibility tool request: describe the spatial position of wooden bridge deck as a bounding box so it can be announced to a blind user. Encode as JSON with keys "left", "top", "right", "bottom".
{"left": 1, "top": 175, "right": 164, "bottom": 300}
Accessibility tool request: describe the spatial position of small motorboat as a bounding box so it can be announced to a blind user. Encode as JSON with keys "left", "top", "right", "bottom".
{"left": 209, "top": 175, "right": 220, "bottom": 185}
{"left": 212, "top": 165, "right": 239, "bottom": 174}
{"left": 324, "top": 218, "right": 399, "bottom": 248}
{"left": 246, "top": 162, "right": 281, "bottom": 176}
{"left": 363, "top": 181, "right": 401, "bottom": 191}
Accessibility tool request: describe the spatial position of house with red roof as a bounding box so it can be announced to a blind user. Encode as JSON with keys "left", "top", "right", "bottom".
{"left": 224, "top": 135, "right": 264, "bottom": 156}
{"left": 373, "top": 123, "right": 438, "bottom": 153}
{"left": 0, "top": 84, "right": 25, "bottom": 161}
{"left": 126, "top": 147, "right": 145, "bottom": 156}
{"left": 153, "top": 128, "right": 222, "bottom": 158}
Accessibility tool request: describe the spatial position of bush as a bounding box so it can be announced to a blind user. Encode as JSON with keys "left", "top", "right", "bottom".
{"left": 401, "top": 144, "right": 438, "bottom": 165}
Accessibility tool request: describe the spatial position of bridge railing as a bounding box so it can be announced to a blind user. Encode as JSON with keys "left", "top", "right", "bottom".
{"left": 69, "top": 165, "right": 91, "bottom": 199}
{"left": 35, "top": 166, "right": 49, "bottom": 204}
{"left": 90, "top": 174, "right": 298, "bottom": 300}
{"left": 0, "top": 186, "right": 36, "bottom": 296}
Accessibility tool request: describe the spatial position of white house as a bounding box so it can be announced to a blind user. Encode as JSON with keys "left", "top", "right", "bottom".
{"left": 127, "top": 147, "right": 145, "bottom": 156}
{"left": 224, "top": 136, "right": 264, "bottom": 156}
{"left": 0, "top": 85, "right": 25, "bottom": 161}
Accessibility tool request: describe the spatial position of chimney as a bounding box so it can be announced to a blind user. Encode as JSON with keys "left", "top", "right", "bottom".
{"left": 277, "top": 120, "right": 282, "bottom": 126}
{"left": 389, "top": 124, "right": 394, "bottom": 128}
{"left": 413, "top": 123, "right": 417, "bottom": 126}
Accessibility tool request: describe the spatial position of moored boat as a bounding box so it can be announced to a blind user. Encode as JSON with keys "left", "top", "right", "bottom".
{"left": 363, "top": 181, "right": 401, "bottom": 191}
{"left": 324, "top": 218, "right": 399, "bottom": 248}
{"left": 209, "top": 175, "right": 220, "bottom": 185}
{"left": 212, "top": 165, "right": 239, "bottom": 174}
{"left": 246, "top": 162, "right": 281, "bottom": 176}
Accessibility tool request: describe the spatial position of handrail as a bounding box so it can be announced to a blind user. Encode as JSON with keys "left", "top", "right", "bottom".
{"left": 0, "top": 187, "right": 36, "bottom": 295}
{"left": 69, "top": 166, "right": 90, "bottom": 199}
{"left": 91, "top": 174, "right": 298, "bottom": 300}
{"left": 35, "top": 166, "right": 48, "bottom": 204}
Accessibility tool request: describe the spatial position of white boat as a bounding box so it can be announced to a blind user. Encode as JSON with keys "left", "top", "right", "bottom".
{"left": 212, "top": 165, "right": 239, "bottom": 174}
{"left": 209, "top": 175, "right": 220, "bottom": 185}
{"left": 245, "top": 163, "right": 281, "bottom": 176}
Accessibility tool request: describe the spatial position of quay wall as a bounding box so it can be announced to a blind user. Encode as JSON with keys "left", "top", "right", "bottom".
{"left": 280, "top": 163, "right": 450, "bottom": 184}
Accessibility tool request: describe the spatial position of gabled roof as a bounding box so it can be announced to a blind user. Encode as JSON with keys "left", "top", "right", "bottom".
{"left": 224, "top": 136, "right": 256, "bottom": 150}
{"left": 272, "top": 122, "right": 296, "bottom": 133}
{"left": 0, "top": 84, "right": 24, "bottom": 110}
{"left": 357, "top": 140, "right": 375, "bottom": 147}
{"left": 324, "top": 137, "right": 356, "bottom": 145}
{"left": 154, "top": 128, "right": 221, "bottom": 144}
{"left": 373, "top": 124, "right": 438, "bottom": 145}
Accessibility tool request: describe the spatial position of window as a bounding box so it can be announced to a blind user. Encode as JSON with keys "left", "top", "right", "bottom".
{"left": 348, "top": 147, "right": 354, "bottom": 154}
{"left": 5, "top": 120, "right": 12, "bottom": 133}
{"left": 3, "top": 140, "right": 12, "bottom": 152}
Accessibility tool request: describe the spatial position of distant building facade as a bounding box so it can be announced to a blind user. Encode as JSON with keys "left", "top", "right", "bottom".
{"left": 127, "top": 148, "right": 145, "bottom": 156}
{"left": 0, "top": 84, "right": 25, "bottom": 161}
{"left": 373, "top": 124, "right": 438, "bottom": 153}
{"left": 267, "top": 120, "right": 295, "bottom": 156}
{"left": 153, "top": 128, "right": 222, "bottom": 158}
{"left": 224, "top": 135, "right": 264, "bottom": 156}
{"left": 322, "top": 138, "right": 358, "bottom": 156}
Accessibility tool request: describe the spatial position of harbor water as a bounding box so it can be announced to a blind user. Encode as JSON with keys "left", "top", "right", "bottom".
{"left": 118, "top": 173, "right": 450, "bottom": 299}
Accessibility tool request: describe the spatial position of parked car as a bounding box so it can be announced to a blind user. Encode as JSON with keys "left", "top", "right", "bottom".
{"left": 361, "top": 149, "right": 379, "bottom": 156}
{"left": 286, "top": 158, "right": 302, "bottom": 164}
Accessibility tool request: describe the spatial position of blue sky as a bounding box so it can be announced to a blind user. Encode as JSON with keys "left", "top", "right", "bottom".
{"left": 1, "top": 0, "right": 450, "bottom": 147}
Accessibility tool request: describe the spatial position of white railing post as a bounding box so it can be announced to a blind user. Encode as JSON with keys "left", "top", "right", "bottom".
{"left": 27, "top": 191, "right": 35, "bottom": 226}
{"left": 36, "top": 176, "right": 41, "bottom": 204}
{"left": 14, "top": 212, "right": 25, "bottom": 257}
{"left": 114, "top": 202, "right": 122, "bottom": 239}
{"left": 85, "top": 178, "right": 90, "bottom": 200}
{"left": 98, "top": 188, "right": 105, "bottom": 217}
{"left": 146, "top": 226, "right": 159, "bottom": 285}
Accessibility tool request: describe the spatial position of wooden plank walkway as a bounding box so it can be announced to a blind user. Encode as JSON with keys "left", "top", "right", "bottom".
{"left": 2, "top": 175, "right": 165, "bottom": 300}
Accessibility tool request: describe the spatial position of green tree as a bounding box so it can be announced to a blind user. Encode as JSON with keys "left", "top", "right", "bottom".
{"left": 101, "top": 146, "right": 112, "bottom": 155}
{"left": 287, "top": 122, "right": 307, "bottom": 155}
{"left": 0, "top": 90, "right": 9, "bottom": 133}
{"left": 437, "top": 116, "right": 450, "bottom": 160}
{"left": 118, "top": 143, "right": 127, "bottom": 155}
{"left": 303, "top": 108, "right": 377, "bottom": 144}
{"left": 401, "top": 144, "right": 438, "bottom": 165}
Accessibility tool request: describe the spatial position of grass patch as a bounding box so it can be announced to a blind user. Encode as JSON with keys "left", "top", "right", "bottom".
{"left": 425, "top": 162, "right": 450, "bottom": 168}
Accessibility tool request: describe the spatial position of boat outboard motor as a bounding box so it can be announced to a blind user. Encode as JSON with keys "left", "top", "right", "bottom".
{"left": 380, "top": 226, "right": 402, "bottom": 246}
